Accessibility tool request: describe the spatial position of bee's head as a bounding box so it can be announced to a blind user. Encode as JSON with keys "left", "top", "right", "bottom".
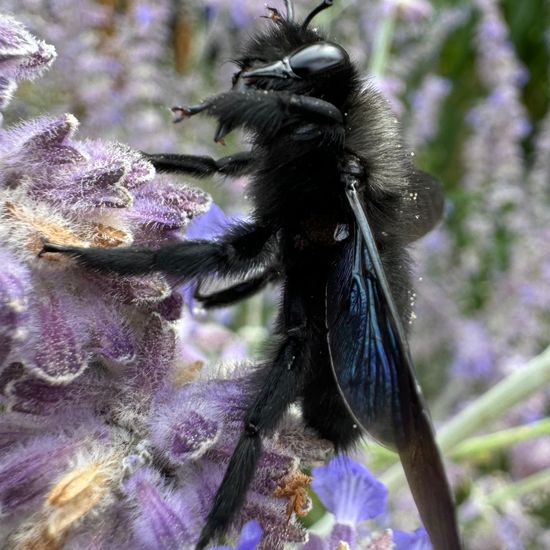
{"left": 232, "top": 1, "right": 358, "bottom": 107}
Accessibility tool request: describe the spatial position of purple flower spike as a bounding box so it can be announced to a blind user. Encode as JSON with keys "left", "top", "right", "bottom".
{"left": 0, "top": 15, "right": 56, "bottom": 84}
{"left": 311, "top": 457, "right": 387, "bottom": 525}
{"left": 393, "top": 527, "right": 432, "bottom": 550}
{"left": 212, "top": 520, "right": 263, "bottom": 550}
{"left": 0, "top": 13, "right": 372, "bottom": 550}
{"left": 124, "top": 468, "right": 191, "bottom": 550}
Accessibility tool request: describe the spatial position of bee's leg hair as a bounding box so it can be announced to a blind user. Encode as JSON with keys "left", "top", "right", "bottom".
{"left": 194, "top": 265, "right": 281, "bottom": 309}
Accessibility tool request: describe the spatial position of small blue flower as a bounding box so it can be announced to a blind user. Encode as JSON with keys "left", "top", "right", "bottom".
{"left": 393, "top": 527, "right": 432, "bottom": 550}
{"left": 181, "top": 202, "right": 245, "bottom": 313}
{"left": 185, "top": 202, "right": 236, "bottom": 240}
{"left": 211, "top": 520, "right": 262, "bottom": 550}
{"left": 311, "top": 456, "right": 387, "bottom": 526}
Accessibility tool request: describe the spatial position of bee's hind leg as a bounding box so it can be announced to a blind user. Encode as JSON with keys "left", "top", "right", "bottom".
{"left": 196, "top": 278, "right": 309, "bottom": 549}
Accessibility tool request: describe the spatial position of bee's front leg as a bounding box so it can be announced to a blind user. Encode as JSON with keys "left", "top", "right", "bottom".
{"left": 172, "top": 90, "right": 344, "bottom": 144}
{"left": 142, "top": 151, "right": 255, "bottom": 179}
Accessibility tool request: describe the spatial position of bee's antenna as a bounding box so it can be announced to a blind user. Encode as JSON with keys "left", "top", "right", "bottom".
{"left": 283, "top": 0, "right": 295, "bottom": 21}
{"left": 301, "top": 0, "right": 333, "bottom": 30}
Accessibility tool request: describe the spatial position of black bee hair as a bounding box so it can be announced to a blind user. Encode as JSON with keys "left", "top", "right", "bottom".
{"left": 41, "top": 1, "right": 462, "bottom": 549}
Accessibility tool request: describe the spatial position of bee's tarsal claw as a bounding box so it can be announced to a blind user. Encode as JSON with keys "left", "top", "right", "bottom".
{"left": 171, "top": 102, "right": 210, "bottom": 123}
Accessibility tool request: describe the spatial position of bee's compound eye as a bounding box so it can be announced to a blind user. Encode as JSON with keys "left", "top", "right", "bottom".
{"left": 288, "top": 42, "right": 348, "bottom": 78}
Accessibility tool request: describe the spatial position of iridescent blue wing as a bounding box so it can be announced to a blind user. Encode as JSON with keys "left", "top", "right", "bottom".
{"left": 325, "top": 183, "right": 461, "bottom": 549}
{"left": 325, "top": 219, "right": 411, "bottom": 445}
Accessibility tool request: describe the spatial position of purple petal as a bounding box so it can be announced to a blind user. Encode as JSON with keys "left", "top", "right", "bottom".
{"left": 88, "top": 303, "right": 135, "bottom": 366}
{"left": 170, "top": 411, "right": 220, "bottom": 462}
{"left": 20, "top": 114, "right": 83, "bottom": 166}
{"left": 185, "top": 202, "right": 242, "bottom": 240}
{"left": 129, "top": 314, "right": 175, "bottom": 393}
{"left": 65, "top": 163, "right": 131, "bottom": 209}
{"left": 151, "top": 291, "right": 184, "bottom": 321}
{"left": 211, "top": 520, "right": 263, "bottom": 550}
{"left": 299, "top": 533, "right": 328, "bottom": 550}
{"left": 26, "top": 293, "right": 89, "bottom": 382}
{"left": 0, "top": 412, "right": 60, "bottom": 452}
{"left": 150, "top": 388, "right": 221, "bottom": 463}
{"left": 393, "top": 528, "right": 432, "bottom": 550}
{"left": 1, "top": 364, "right": 112, "bottom": 415}
{"left": 0, "top": 16, "right": 36, "bottom": 58}
{"left": 0, "top": 435, "right": 75, "bottom": 514}
{"left": 14, "top": 40, "right": 57, "bottom": 80}
{"left": 0, "top": 16, "right": 56, "bottom": 81}
{"left": 129, "top": 178, "right": 210, "bottom": 231}
{"left": 127, "top": 157, "right": 155, "bottom": 188}
{"left": 94, "top": 273, "right": 172, "bottom": 309}
{"left": 124, "top": 468, "right": 191, "bottom": 550}
{"left": 311, "top": 457, "right": 387, "bottom": 525}
{"left": 81, "top": 144, "right": 153, "bottom": 190}
{"left": 252, "top": 449, "right": 296, "bottom": 496}
{"left": 236, "top": 520, "right": 263, "bottom": 550}
{"left": 329, "top": 523, "right": 355, "bottom": 547}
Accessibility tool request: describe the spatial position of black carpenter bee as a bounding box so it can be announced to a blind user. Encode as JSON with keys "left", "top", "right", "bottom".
{"left": 41, "top": 1, "right": 462, "bottom": 548}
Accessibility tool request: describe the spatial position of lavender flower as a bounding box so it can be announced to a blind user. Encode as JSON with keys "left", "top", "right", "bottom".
{"left": 406, "top": 75, "right": 452, "bottom": 148}
{"left": 0, "top": 14, "right": 330, "bottom": 549}
{"left": 211, "top": 520, "right": 263, "bottom": 550}
{"left": 0, "top": 14, "right": 56, "bottom": 114}
{"left": 202, "top": 0, "right": 262, "bottom": 28}
{"left": 303, "top": 457, "right": 427, "bottom": 549}
{"left": 3, "top": 2, "right": 550, "bottom": 548}
{"left": 312, "top": 457, "right": 387, "bottom": 527}
{"left": 393, "top": 528, "right": 431, "bottom": 550}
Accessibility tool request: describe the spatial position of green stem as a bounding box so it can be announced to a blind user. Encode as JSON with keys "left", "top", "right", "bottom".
{"left": 449, "top": 417, "right": 550, "bottom": 460}
{"left": 380, "top": 345, "right": 550, "bottom": 490}
{"left": 240, "top": 293, "right": 268, "bottom": 356}
{"left": 245, "top": 292, "right": 263, "bottom": 328}
{"left": 484, "top": 468, "right": 550, "bottom": 507}
{"left": 368, "top": 4, "right": 397, "bottom": 78}
{"left": 367, "top": 417, "right": 550, "bottom": 468}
